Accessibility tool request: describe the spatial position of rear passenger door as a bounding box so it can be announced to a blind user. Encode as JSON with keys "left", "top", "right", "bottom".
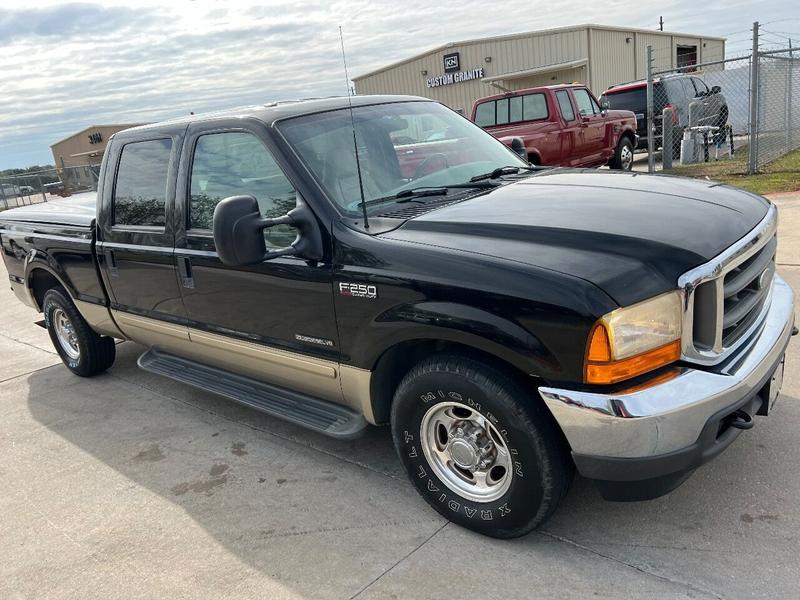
{"left": 172, "top": 121, "right": 341, "bottom": 398}
{"left": 97, "top": 129, "right": 189, "bottom": 343}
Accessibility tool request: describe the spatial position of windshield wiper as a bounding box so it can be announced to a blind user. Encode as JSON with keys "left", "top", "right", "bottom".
{"left": 469, "top": 165, "right": 541, "bottom": 182}
{"left": 365, "top": 183, "right": 497, "bottom": 207}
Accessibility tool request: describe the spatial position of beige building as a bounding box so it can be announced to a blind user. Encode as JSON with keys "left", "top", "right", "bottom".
{"left": 50, "top": 124, "right": 144, "bottom": 189}
{"left": 353, "top": 24, "right": 726, "bottom": 114}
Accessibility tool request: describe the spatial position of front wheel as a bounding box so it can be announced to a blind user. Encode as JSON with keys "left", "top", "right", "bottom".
{"left": 43, "top": 288, "right": 116, "bottom": 377}
{"left": 609, "top": 137, "right": 634, "bottom": 171}
{"left": 391, "top": 356, "right": 573, "bottom": 538}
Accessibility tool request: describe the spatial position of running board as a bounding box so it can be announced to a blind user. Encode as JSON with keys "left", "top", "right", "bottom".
{"left": 137, "top": 349, "right": 367, "bottom": 439}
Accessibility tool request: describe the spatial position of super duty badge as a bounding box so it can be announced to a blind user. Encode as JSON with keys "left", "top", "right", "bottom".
{"left": 339, "top": 282, "right": 377, "bottom": 299}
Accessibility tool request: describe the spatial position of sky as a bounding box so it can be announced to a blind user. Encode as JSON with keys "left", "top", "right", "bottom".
{"left": 0, "top": 0, "right": 796, "bottom": 169}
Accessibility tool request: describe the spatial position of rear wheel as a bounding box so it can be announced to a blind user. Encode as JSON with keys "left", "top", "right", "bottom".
{"left": 43, "top": 288, "right": 116, "bottom": 377}
{"left": 390, "top": 355, "right": 573, "bottom": 538}
{"left": 610, "top": 137, "right": 634, "bottom": 171}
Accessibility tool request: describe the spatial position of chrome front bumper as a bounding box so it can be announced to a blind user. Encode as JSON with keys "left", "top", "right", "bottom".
{"left": 539, "top": 274, "right": 795, "bottom": 460}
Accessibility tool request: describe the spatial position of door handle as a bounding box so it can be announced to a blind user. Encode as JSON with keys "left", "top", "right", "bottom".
{"left": 177, "top": 256, "right": 194, "bottom": 289}
{"left": 104, "top": 249, "right": 118, "bottom": 277}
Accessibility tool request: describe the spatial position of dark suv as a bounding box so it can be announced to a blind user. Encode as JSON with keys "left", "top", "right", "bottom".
{"left": 600, "top": 74, "right": 729, "bottom": 156}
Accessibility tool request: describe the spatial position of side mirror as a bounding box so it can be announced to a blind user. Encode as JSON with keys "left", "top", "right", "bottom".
{"left": 711, "top": 85, "right": 721, "bottom": 94}
{"left": 212, "top": 194, "right": 323, "bottom": 266}
{"left": 599, "top": 97, "right": 610, "bottom": 112}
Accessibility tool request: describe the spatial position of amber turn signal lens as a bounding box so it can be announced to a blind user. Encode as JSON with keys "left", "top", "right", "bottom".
{"left": 584, "top": 339, "right": 681, "bottom": 385}
{"left": 586, "top": 324, "right": 612, "bottom": 362}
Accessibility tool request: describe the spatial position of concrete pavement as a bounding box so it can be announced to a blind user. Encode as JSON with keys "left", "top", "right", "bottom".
{"left": 1, "top": 193, "right": 799, "bottom": 599}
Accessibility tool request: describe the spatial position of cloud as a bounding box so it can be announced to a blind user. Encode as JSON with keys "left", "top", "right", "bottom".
{"left": 0, "top": 0, "right": 793, "bottom": 169}
{"left": 0, "top": 3, "right": 155, "bottom": 43}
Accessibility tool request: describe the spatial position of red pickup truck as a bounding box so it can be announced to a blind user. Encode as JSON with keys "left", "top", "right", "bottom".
{"left": 470, "top": 84, "right": 638, "bottom": 170}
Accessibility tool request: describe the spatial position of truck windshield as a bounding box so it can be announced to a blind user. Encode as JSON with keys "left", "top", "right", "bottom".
{"left": 277, "top": 101, "right": 527, "bottom": 215}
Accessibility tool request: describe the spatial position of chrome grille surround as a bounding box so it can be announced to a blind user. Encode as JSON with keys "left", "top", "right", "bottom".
{"left": 677, "top": 203, "right": 778, "bottom": 366}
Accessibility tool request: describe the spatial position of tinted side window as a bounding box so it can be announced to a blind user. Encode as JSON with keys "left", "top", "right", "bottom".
{"left": 475, "top": 101, "right": 495, "bottom": 126}
{"left": 555, "top": 90, "right": 575, "bottom": 121}
{"left": 189, "top": 132, "right": 297, "bottom": 246}
{"left": 509, "top": 96, "right": 523, "bottom": 122}
{"left": 522, "top": 93, "right": 548, "bottom": 121}
{"left": 573, "top": 89, "right": 596, "bottom": 117}
{"left": 496, "top": 98, "right": 510, "bottom": 125}
{"left": 113, "top": 139, "right": 172, "bottom": 227}
{"left": 678, "top": 79, "right": 695, "bottom": 99}
{"left": 691, "top": 77, "right": 708, "bottom": 95}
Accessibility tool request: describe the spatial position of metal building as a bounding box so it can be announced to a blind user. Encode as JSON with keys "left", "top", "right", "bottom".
{"left": 50, "top": 124, "right": 146, "bottom": 191}
{"left": 353, "top": 24, "right": 725, "bottom": 114}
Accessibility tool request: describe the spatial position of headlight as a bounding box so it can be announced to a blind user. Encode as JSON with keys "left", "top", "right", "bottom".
{"left": 585, "top": 291, "right": 682, "bottom": 385}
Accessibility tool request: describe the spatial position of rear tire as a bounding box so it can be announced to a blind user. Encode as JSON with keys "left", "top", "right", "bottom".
{"left": 43, "top": 288, "right": 116, "bottom": 377}
{"left": 390, "top": 355, "right": 573, "bottom": 538}
{"left": 609, "top": 137, "right": 634, "bottom": 171}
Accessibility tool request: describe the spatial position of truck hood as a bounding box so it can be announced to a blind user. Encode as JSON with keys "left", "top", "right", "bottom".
{"left": 384, "top": 170, "right": 770, "bottom": 306}
{"left": 0, "top": 192, "right": 96, "bottom": 227}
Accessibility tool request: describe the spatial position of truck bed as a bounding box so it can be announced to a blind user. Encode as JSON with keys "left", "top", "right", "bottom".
{"left": 0, "top": 191, "right": 97, "bottom": 227}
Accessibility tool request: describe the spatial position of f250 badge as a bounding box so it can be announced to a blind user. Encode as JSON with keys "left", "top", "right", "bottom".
{"left": 339, "top": 282, "right": 377, "bottom": 299}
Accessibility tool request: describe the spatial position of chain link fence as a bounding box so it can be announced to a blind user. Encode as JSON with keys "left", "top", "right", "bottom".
{"left": 754, "top": 47, "right": 800, "bottom": 169}
{"left": 0, "top": 165, "right": 100, "bottom": 211}
{"left": 639, "top": 23, "right": 799, "bottom": 176}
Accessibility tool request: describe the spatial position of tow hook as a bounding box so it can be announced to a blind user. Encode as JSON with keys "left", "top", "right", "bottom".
{"left": 729, "top": 410, "right": 755, "bottom": 430}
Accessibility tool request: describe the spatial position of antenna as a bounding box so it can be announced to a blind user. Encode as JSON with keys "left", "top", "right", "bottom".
{"left": 339, "top": 26, "right": 369, "bottom": 230}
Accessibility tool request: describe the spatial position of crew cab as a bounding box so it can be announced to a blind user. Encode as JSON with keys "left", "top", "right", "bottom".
{"left": 470, "top": 84, "right": 638, "bottom": 171}
{"left": 1, "top": 96, "right": 794, "bottom": 539}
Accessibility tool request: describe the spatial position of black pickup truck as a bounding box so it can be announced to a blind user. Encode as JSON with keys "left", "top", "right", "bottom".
{"left": 1, "top": 96, "right": 795, "bottom": 539}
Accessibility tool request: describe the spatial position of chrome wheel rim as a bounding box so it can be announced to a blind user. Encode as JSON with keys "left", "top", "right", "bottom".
{"left": 620, "top": 144, "right": 633, "bottom": 170}
{"left": 53, "top": 308, "right": 80, "bottom": 360}
{"left": 420, "top": 402, "right": 512, "bottom": 503}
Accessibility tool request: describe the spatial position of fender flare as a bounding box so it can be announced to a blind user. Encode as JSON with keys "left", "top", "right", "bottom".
{"left": 23, "top": 251, "right": 79, "bottom": 310}
{"left": 362, "top": 301, "right": 560, "bottom": 422}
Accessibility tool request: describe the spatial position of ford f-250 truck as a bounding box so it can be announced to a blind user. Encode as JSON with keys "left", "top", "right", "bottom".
{"left": 471, "top": 84, "right": 638, "bottom": 171}
{"left": 1, "top": 96, "right": 795, "bottom": 539}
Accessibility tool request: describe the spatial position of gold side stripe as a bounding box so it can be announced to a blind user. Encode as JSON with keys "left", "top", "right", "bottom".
{"left": 115, "top": 312, "right": 190, "bottom": 340}
{"left": 106, "top": 309, "right": 376, "bottom": 424}
{"left": 189, "top": 330, "right": 337, "bottom": 379}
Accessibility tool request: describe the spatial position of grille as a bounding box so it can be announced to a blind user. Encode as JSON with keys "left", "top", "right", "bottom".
{"left": 680, "top": 205, "right": 778, "bottom": 365}
{"left": 721, "top": 236, "right": 776, "bottom": 344}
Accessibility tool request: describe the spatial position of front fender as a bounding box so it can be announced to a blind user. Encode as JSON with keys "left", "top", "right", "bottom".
{"left": 360, "top": 301, "right": 559, "bottom": 379}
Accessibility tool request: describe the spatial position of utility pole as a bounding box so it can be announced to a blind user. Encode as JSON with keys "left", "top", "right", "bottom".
{"left": 787, "top": 38, "right": 793, "bottom": 153}
{"left": 748, "top": 22, "right": 760, "bottom": 174}
{"left": 646, "top": 45, "right": 655, "bottom": 173}
{"left": 659, "top": 16, "right": 664, "bottom": 32}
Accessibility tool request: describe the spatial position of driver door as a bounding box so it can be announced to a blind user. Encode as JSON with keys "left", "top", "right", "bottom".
{"left": 172, "top": 121, "right": 341, "bottom": 397}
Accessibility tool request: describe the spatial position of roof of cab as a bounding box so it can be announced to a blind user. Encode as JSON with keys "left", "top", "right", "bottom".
{"left": 473, "top": 83, "right": 588, "bottom": 106}
{"left": 117, "top": 95, "right": 429, "bottom": 137}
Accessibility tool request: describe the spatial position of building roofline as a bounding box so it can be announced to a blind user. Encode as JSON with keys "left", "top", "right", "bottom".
{"left": 352, "top": 23, "right": 726, "bottom": 81}
{"left": 50, "top": 124, "right": 146, "bottom": 148}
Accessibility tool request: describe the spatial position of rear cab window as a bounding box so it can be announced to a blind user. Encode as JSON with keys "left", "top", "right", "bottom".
{"left": 474, "top": 93, "right": 549, "bottom": 127}
{"left": 113, "top": 139, "right": 172, "bottom": 227}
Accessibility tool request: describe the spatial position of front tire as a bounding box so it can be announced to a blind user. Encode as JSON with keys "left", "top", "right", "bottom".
{"left": 43, "top": 288, "right": 116, "bottom": 377}
{"left": 391, "top": 355, "right": 573, "bottom": 538}
{"left": 610, "top": 137, "right": 634, "bottom": 171}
